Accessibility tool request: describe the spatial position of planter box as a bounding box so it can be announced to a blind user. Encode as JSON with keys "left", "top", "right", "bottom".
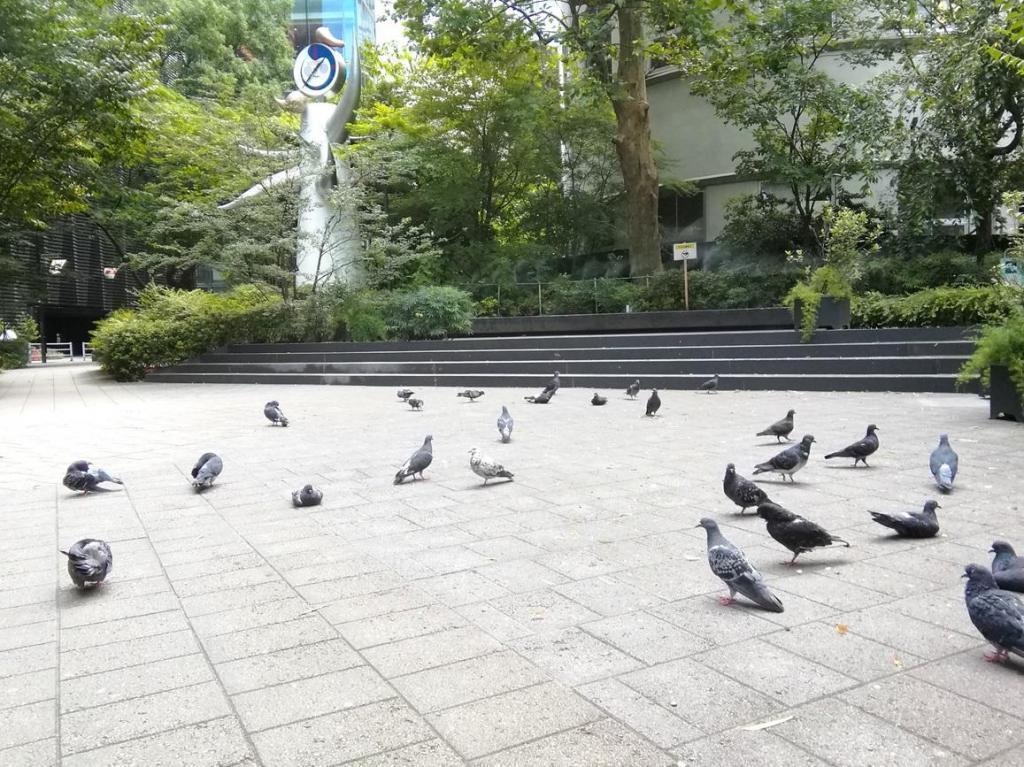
{"left": 990, "top": 365, "right": 1023, "bottom": 421}
{"left": 793, "top": 296, "right": 851, "bottom": 332}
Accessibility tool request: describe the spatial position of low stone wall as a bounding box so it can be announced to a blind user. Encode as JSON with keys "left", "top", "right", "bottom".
{"left": 471, "top": 308, "right": 793, "bottom": 336}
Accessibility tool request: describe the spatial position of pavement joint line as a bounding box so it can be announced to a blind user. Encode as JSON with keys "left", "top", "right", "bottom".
{"left": 58, "top": 677, "right": 212, "bottom": 717}
{"left": 57, "top": 713, "right": 243, "bottom": 761}
{"left": 332, "top": 735, "right": 449, "bottom": 766}
{"left": 52, "top": 481, "right": 63, "bottom": 767}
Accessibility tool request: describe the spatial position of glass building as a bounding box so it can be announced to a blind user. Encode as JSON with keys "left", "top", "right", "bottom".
{"left": 289, "top": 0, "right": 376, "bottom": 59}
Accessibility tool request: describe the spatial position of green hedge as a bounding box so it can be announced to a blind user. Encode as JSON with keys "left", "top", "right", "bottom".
{"left": 852, "top": 285, "right": 1024, "bottom": 329}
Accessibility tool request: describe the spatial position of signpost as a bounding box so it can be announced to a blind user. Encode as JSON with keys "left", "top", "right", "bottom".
{"left": 672, "top": 242, "right": 698, "bottom": 310}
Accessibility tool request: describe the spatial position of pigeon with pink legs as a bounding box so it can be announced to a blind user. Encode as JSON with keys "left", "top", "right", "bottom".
{"left": 697, "top": 518, "right": 784, "bottom": 613}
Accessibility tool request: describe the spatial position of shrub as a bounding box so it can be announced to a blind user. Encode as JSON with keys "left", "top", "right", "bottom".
{"left": 385, "top": 286, "right": 473, "bottom": 340}
{"left": 958, "top": 314, "right": 1024, "bottom": 397}
{"left": 0, "top": 314, "right": 40, "bottom": 370}
{"left": 341, "top": 291, "right": 390, "bottom": 342}
{"left": 852, "top": 285, "right": 1024, "bottom": 329}
{"left": 857, "top": 250, "right": 996, "bottom": 295}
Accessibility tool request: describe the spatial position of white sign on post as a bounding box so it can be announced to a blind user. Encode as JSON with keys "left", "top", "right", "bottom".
{"left": 672, "top": 242, "right": 698, "bottom": 261}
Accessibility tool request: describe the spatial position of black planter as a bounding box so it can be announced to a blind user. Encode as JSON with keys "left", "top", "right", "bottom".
{"left": 792, "top": 296, "right": 851, "bottom": 332}
{"left": 990, "top": 365, "right": 1023, "bottom": 421}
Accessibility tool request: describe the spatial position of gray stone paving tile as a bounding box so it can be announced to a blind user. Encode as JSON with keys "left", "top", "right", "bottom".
{"left": 345, "top": 738, "right": 464, "bottom": 766}
{"left": 251, "top": 699, "right": 434, "bottom": 766}
{"left": 772, "top": 571, "right": 890, "bottom": 611}
{"left": 909, "top": 649, "right": 1024, "bottom": 718}
{"left": 60, "top": 609, "right": 190, "bottom": 651}
{"left": 473, "top": 559, "right": 569, "bottom": 593}
{"left": 582, "top": 610, "right": 713, "bottom": 664}
{"left": 279, "top": 555, "right": 388, "bottom": 587}
{"left": 391, "top": 649, "right": 548, "bottom": 712}
{"left": 61, "top": 716, "right": 255, "bottom": 767}
{"left": 0, "top": 700, "right": 55, "bottom": 750}
{"left": 834, "top": 605, "right": 979, "bottom": 659}
{"left": 652, "top": 595, "right": 780, "bottom": 646}
{"left": 889, "top": 585, "right": 978, "bottom": 635}
{"left": 473, "top": 718, "right": 675, "bottom": 766}
{"left": 0, "top": 641, "right": 56, "bottom": 679}
{"left": 488, "top": 589, "right": 601, "bottom": 631}
{"left": 577, "top": 677, "right": 702, "bottom": 748}
{"left": 318, "top": 584, "right": 436, "bottom": 625}
{"left": 61, "top": 629, "right": 200, "bottom": 679}
{"left": 232, "top": 665, "right": 394, "bottom": 732}
{"left": 187, "top": 596, "right": 311, "bottom": 637}
{"left": 842, "top": 675, "right": 1024, "bottom": 761}
{"left": 60, "top": 654, "right": 213, "bottom": 713}
{"left": 817, "top": 559, "right": 936, "bottom": 597}
{"left": 620, "top": 658, "right": 783, "bottom": 734}
{"left": 169, "top": 565, "right": 280, "bottom": 598}
{"left": 415, "top": 570, "right": 511, "bottom": 607}
{"left": 0, "top": 738, "right": 57, "bottom": 766}
{"left": 0, "top": 584, "right": 57, "bottom": 610}
{"left": 535, "top": 548, "right": 627, "bottom": 580}
{"left": 508, "top": 628, "right": 642, "bottom": 686}
{"left": 0, "top": 668, "right": 56, "bottom": 710}
{"left": 215, "top": 638, "right": 362, "bottom": 694}
{"left": 673, "top": 729, "right": 829, "bottom": 766}
{"left": 59, "top": 591, "right": 182, "bottom": 629}
{"left": 454, "top": 601, "right": 534, "bottom": 642}
{"left": 554, "top": 575, "right": 665, "bottom": 617}
{"left": 296, "top": 571, "right": 408, "bottom": 603}
{"left": 363, "top": 625, "right": 502, "bottom": 678}
{"left": 465, "top": 536, "right": 546, "bottom": 562}
{"left": 339, "top": 604, "right": 468, "bottom": 649}
{"left": 0, "top": 618, "right": 55, "bottom": 651}
{"left": 179, "top": 581, "right": 295, "bottom": 617}
{"left": 426, "top": 681, "right": 601, "bottom": 759}
{"left": 200, "top": 613, "right": 337, "bottom": 663}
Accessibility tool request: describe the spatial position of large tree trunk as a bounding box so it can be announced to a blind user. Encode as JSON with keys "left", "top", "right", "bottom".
{"left": 612, "top": 1, "right": 662, "bottom": 276}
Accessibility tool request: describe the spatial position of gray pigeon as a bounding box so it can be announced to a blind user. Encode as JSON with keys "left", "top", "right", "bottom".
{"left": 626, "top": 379, "right": 641, "bottom": 399}
{"left": 60, "top": 538, "right": 112, "bottom": 588}
{"left": 397, "top": 388, "right": 414, "bottom": 401}
{"left": 497, "top": 406, "right": 514, "bottom": 443}
{"left": 756, "top": 501, "right": 850, "bottom": 565}
{"left": 757, "top": 410, "right": 795, "bottom": 442}
{"left": 591, "top": 392, "right": 607, "bottom": 406}
{"left": 930, "top": 434, "right": 958, "bottom": 492}
{"left": 645, "top": 389, "right": 661, "bottom": 417}
{"left": 407, "top": 398, "right": 423, "bottom": 410}
{"left": 394, "top": 435, "right": 433, "bottom": 484}
{"left": 753, "top": 434, "right": 815, "bottom": 482}
{"left": 292, "top": 484, "right": 323, "bottom": 507}
{"left": 700, "top": 374, "right": 720, "bottom": 394}
{"left": 191, "top": 452, "right": 223, "bottom": 491}
{"left": 524, "top": 390, "right": 552, "bottom": 404}
{"left": 541, "top": 371, "right": 560, "bottom": 397}
{"left": 62, "top": 460, "right": 123, "bottom": 493}
{"left": 469, "top": 447, "right": 514, "bottom": 485}
{"left": 825, "top": 424, "right": 879, "bottom": 466}
{"left": 264, "top": 401, "right": 289, "bottom": 426}
{"left": 697, "top": 518, "right": 784, "bottom": 612}
{"left": 963, "top": 563, "right": 1024, "bottom": 663}
{"left": 723, "top": 463, "right": 768, "bottom": 514}
{"left": 458, "top": 389, "right": 485, "bottom": 402}
{"left": 869, "top": 500, "right": 940, "bottom": 538}
{"left": 991, "top": 541, "right": 1024, "bottom": 593}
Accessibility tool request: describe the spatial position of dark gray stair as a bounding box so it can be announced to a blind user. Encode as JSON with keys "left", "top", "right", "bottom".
{"left": 147, "top": 326, "right": 978, "bottom": 393}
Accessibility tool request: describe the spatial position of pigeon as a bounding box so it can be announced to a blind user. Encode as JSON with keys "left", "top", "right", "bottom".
{"left": 394, "top": 435, "right": 433, "bottom": 484}
{"left": 963, "top": 563, "right": 1024, "bottom": 663}
{"left": 825, "top": 424, "right": 879, "bottom": 466}
{"left": 723, "top": 463, "right": 769, "bottom": 514}
{"left": 497, "top": 406, "right": 514, "bottom": 443}
{"left": 868, "top": 500, "right": 941, "bottom": 538}
{"left": 469, "top": 447, "right": 514, "bottom": 485}
{"left": 60, "top": 539, "right": 112, "bottom": 588}
{"left": 407, "top": 398, "right": 423, "bottom": 410}
{"left": 292, "top": 484, "right": 323, "bottom": 507}
{"left": 264, "top": 400, "right": 289, "bottom": 427}
{"left": 757, "top": 410, "right": 795, "bottom": 442}
{"left": 700, "top": 374, "right": 720, "bottom": 394}
{"left": 930, "top": 434, "right": 959, "bottom": 492}
{"left": 524, "top": 391, "right": 552, "bottom": 404}
{"left": 397, "top": 388, "right": 414, "bottom": 401}
{"left": 696, "top": 518, "right": 784, "bottom": 612}
{"left": 626, "top": 379, "right": 641, "bottom": 399}
{"left": 191, "top": 452, "right": 223, "bottom": 491}
{"left": 62, "top": 460, "right": 123, "bottom": 493}
{"left": 753, "top": 434, "right": 815, "bottom": 482}
{"left": 541, "top": 371, "right": 560, "bottom": 397}
{"left": 458, "top": 389, "right": 485, "bottom": 402}
{"left": 645, "top": 389, "right": 661, "bottom": 416}
{"left": 756, "top": 501, "right": 850, "bottom": 564}
{"left": 991, "top": 541, "right": 1024, "bottom": 593}
{"left": 591, "top": 392, "right": 607, "bottom": 406}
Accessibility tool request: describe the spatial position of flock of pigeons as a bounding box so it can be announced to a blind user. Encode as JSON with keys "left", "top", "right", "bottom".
{"left": 55, "top": 372, "right": 1023, "bottom": 667}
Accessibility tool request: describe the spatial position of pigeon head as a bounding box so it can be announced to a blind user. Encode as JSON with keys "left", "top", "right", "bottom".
{"left": 756, "top": 501, "right": 794, "bottom": 522}
{"left": 501, "top": 406, "right": 509, "bottom": 414}
{"left": 922, "top": 500, "right": 941, "bottom": 514}
{"left": 695, "top": 517, "right": 718, "bottom": 531}
{"left": 963, "top": 563, "right": 998, "bottom": 591}
{"left": 651, "top": 388, "right": 658, "bottom": 393}
{"left": 424, "top": 435, "right": 433, "bottom": 443}
{"left": 267, "top": 400, "right": 279, "bottom": 406}
{"left": 991, "top": 540, "right": 1017, "bottom": 556}
{"left": 553, "top": 371, "right": 560, "bottom": 377}
{"left": 938, "top": 433, "right": 950, "bottom": 445}
{"left": 866, "top": 424, "right": 879, "bottom": 434}
{"left": 724, "top": 463, "right": 736, "bottom": 477}
{"left": 787, "top": 409, "right": 795, "bottom": 417}
{"left": 800, "top": 434, "right": 816, "bottom": 445}
{"left": 468, "top": 447, "right": 479, "bottom": 455}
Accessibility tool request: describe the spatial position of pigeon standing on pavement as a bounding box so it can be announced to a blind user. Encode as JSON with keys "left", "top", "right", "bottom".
{"left": 963, "top": 563, "right": 1024, "bottom": 663}
{"left": 756, "top": 501, "right": 850, "bottom": 564}
{"left": 626, "top": 379, "right": 641, "bottom": 399}
{"left": 394, "top": 435, "right": 433, "bottom": 484}
{"left": 591, "top": 392, "right": 607, "bottom": 406}
{"left": 292, "top": 484, "right": 323, "bottom": 507}
{"left": 191, "top": 452, "right": 223, "bottom": 491}
{"left": 264, "top": 401, "right": 289, "bottom": 426}
{"left": 469, "top": 447, "right": 514, "bottom": 485}
{"left": 397, "top": 388, "right": 414, "bottom": 401}
{"left": 930, "top": 434, "right": 959, "bottom": 492}
{"left": 497, "top": 406, "right": 514, "bottom": 443}
{"left": 696, "top": 518, "right": 784, "bottom": 613}
{"left": 60, "top": 539, "right": 112, "bottom": 588}
{"left": 868, "top": 500, "right": 941, "bottom": 538}
{"left": 62, "top": 460, "right": 123, "bottom": 493}
{"left": 757, "top": 410, "right": 795, "bottom": 442}
{"left": 457, "top": 389, "right": 485, "bottom": 402}
{"left": 700, "top": 374, "right": 720, "bottom": 394}
{"left": 723, "top": 463, "right": 768, "bottom": 514}
{"left": 645, "top": 389, "right": 661, "bottom": 417}
{"left": 753, "top": 434, "right": 815, "bottom": 482}
{"left": 407, "top": 398, "right": 423, "bottom": 410}
{"left": 991, "top": 541, "right": 1024, "bottom": 593}
{"left": 825, "top": 425, "right": 879, "bottom": 466}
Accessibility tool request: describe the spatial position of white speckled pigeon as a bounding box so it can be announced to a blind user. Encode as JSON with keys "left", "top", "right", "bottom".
{"left": 292, "top": 484, "right": 323, "bottom": 507}
{"left": 963, "top": 563, "right": 1024, "bottom": 663}
{"left": 825, "top": 424, "right": 879, "bottom": 466}
{"left": 60, "top": 539, "right": 112, "bottom": 588}
{"left": 868, "top": 500, "right": 940, "bottom": 538}
{"left": 930, "top": 434, "right": 958, "bottom": 492}
{"left": 756, "top": 501, "right": 849, "bottom": 565}
{"left": 626, "top": 379, "right": 641, "bottom": 399}
{"left": 991, "top": 541, "right": 1024, "bottom": 593}
{"left": 264, "top": 401, "right": 289, "bottom": 427}
{"left": 645, "top": 389, "right": 661, "bottom": 417}
{"left": 696, "top": 518, "right": 784, "bottom": 613}
{"left": 753, "top": 434, "right": 815, "bottom": 482}
{"left": 723, "top": 463, "right": 768, "bottom": 514}
{"left": 497, "top": 406, "right": 514, "bottom": 443}
{"left": 700, "top": 374, "right": 720, "bottom": 394}
{"left": 757, "top": 410, "right": 795, "bottom": 442}
{"left": 191, "top": 452, "right": 223, "bottom": 491}
{"left": 394, "top": 435, "right": 433, "bottom": 485}
{"left": 62, "top": 460, "right": 123, "bottom": 493}
{"left": 469, "top": 447, "right": 514, "bottom": 485}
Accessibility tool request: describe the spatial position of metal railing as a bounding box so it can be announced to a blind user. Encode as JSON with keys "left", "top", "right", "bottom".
{"left": 28, "top": 342, "right": 92, "bottom": 363}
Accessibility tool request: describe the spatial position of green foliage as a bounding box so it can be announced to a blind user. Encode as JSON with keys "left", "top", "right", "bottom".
{"left": 340, "top": 292, "right": 390, "bottom": 343}
{"left": 853, "top": 285, "right": 1024, "bottom": 329}
{"left": 0, "top": 314, "right": 40, "bottom": 370}
{"left": 717, "top": 195, "right": 807, "bottom": 263}
{"left": 858, "top": 250, "right": 997, "bottom": 294}
{"left": 958, "top": 315, "right": 1024, "bottom": 398}
{"left": 385, "top": 286, "right": 473, "bottom": 340}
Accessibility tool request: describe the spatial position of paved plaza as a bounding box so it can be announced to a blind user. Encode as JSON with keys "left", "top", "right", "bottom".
{"left": 2, "top": 362, "right": 1024, "bottom": 766}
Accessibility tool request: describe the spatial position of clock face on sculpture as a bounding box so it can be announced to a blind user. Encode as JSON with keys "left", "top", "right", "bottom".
{"left": 293, "top": 43, "right": 341, "bottom": 97}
